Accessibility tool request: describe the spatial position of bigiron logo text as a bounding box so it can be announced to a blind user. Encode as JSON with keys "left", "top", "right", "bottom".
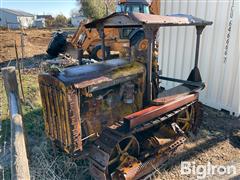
{"left": 181, "top": 161, "right": 237, "bottom": 179}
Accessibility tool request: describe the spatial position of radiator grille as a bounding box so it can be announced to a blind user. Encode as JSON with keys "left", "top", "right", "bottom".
{"left": 39, "top": 83, "right": 73, "bottom": 151}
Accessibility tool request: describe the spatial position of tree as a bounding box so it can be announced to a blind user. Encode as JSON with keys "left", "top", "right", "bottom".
{"left": 104, "top": 0, "right": 116, "bottom": 15}
{"left": 77, "top": 0, "right": 116, "bottom": 20}
{"left": 45, "top": 18, "right": 54, "bottom": 27}
{"left": 54, "top": 14, "right": 68, "bottom": 27}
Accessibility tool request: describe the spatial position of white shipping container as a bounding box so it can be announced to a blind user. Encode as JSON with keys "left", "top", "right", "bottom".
{"left": 158, "top": 0, "right": 239, "bottom": 116}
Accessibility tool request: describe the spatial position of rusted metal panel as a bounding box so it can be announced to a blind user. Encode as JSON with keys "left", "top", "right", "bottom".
{"left": 124, "top": 93, "right": 199, "bottom": 129}
{"left": 131, "top": 13, "right": 196, "bottom": 25}
{"left": 38, "top": 74, "right": 83, "bottom": 153}
{"left": 66, "top": 89, "right": 82, "bottom": 152}
{"left": 57, "top": 59, "right": 130, "bottom": 85}
{"left": 73, "top": 61, "right": 146, "bottom": 89}
{"left": 80, "top": 74, "right": 145, "bottom": 139}
{"left": 152, "top": 84, "right": 202, "bottom": 105}
{"left": 77, "top": 63, "right": 146, "bottom": 140}
{"left": 85, "top": 12, "right": 212, "bottom": 28}
{"left": 133, "top": 136, "right": 186, "bottom": 179}
{"left": 74, "top": 76, "right": 112, "bottom": 89}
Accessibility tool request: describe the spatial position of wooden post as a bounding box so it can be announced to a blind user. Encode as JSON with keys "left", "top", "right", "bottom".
{"left": 20, "top": 29, "right": 25, "bottom": 69}
{"left": 1, "top": 67, "right": 30, "bottom": 180}
{"left": 14, "top": 41, "right": 25, "bottom": 102}
{"left": 2, "top": 67, "right": 20, "bottom": 110}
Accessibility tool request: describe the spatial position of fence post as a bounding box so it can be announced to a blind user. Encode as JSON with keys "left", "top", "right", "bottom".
{"left": 1, "top": 66, "right": 30, "bottom": 180}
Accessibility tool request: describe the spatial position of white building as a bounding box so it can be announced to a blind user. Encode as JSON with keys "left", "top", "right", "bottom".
{"left": 33, "top": 18, "right": 46, "bottom": 28}
{"left": 158, "top": 0, "right": 239, "bottom": 116}
{"left": 71, "top": 15, "right": 86, "bottom": 27}
{"left": 0, "top": 8, "right": 34, "bottom": 29}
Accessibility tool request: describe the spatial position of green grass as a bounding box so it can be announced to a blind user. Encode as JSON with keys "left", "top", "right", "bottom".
{"left": 0, "top": 76, "right": 9, "bottom": 120}
{"left": 0, "top": 75, "right": 10, "bottom": 146}
{"left": 23, "top": 108, "right": 45, "bottom": 140}
{"left": 21, "top": 73, "right": 42, "bottom": 108}
{"left": 0, "top": 119, "right": 10, "bottom": 145}
{"left": 19, "top": 73, "right": 45, "bottom": 141}
{"left": 17, "top": 73, "right": 46, "bottom": 145}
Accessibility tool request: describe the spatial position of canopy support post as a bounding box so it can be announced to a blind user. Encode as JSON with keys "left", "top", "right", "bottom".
{"left": 194, "top": 25, "right": 205, "bottom": 68}
{"left": 97, "top": 25, "right": 106, "bottom": 61}
{"left": 144, "top": 26, "right": 155, "bottom": 104}
{"left": 187, "top": 25, "right": 205, "bottom": 82}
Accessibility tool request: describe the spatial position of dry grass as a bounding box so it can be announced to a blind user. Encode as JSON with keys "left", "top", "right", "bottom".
{"left": 29, "top": 141, "right": 89, "bottom": 180}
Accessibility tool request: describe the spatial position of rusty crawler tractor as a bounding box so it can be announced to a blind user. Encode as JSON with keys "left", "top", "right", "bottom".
{"left": 39, "top": 13, "right": 212, "bottom": 179}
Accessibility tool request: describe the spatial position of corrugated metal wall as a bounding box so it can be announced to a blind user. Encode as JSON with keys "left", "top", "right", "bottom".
{"left": 158, "top": 0, "right": 239, "bottom": 116}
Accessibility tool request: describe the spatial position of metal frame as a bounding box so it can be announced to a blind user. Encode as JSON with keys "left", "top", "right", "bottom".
{"left": 158, "top": 75, "right": 205, "bottom": 88}
{"left": 86, "top": 13, "right": 212, "bottom": 103}
{"left": 124, "top": 93, "right": 198, "bottom": 129}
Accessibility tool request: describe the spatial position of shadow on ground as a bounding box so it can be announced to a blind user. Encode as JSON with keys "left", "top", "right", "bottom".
{"left": 0, "top": 54, "right": 49, "bottom": 70}
{"left": 156, "top": 106, "right": 240, "bottom": 179}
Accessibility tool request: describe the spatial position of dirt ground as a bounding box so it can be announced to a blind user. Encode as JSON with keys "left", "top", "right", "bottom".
{"left": 0, "top": 29, "right": 52, "bottom": 63}
{"left": 155, "top": 107, "right": 240, "bottom": 180}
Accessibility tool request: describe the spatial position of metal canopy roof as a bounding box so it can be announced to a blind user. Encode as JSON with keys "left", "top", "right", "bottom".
{"left": 85, "top": 12, "right": 213, "bottom": 28}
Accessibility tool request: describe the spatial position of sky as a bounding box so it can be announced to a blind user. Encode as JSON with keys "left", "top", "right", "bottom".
{"left": 0, "top": 0, "right": 78, "bottom": 17}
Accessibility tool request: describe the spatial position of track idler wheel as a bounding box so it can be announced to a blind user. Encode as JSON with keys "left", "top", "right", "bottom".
{"left": 176, "top": 102, "right": 202, "bottom": 134}
{"left": 109, "top": 136, "right": 140, "bottom": 179}
{"left": 89, "top": 129, "right": 140, "bottom": 180}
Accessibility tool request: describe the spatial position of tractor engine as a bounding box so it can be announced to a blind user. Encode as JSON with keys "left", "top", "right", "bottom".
{"left": 39, "top": 59, "right": 146, "bottom": 153}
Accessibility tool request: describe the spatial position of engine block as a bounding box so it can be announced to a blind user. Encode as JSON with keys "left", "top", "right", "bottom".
{"left": 39, "top": 59, "right": 146, "bottom": 153}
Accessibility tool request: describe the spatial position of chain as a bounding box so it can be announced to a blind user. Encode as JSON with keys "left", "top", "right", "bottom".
{"left": 224, "top": 0, "right": 235, "bottom": 63}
